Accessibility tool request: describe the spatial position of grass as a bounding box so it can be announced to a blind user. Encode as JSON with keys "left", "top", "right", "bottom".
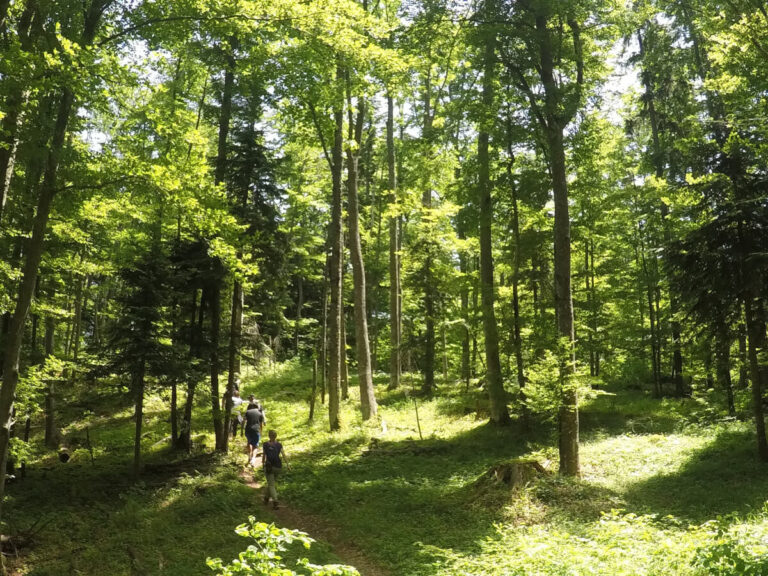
{"left": 9, "top": 361, "right": 768, "bottom": 575}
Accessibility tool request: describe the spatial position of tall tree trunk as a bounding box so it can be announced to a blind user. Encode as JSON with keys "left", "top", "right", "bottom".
{"left": 212, "top": 44, "right": 234, "bottom": 452}
{"left": 0, "top": 3, "right": 35, "bottom": 224}
{"left": 320, "top": 265, "right": 329, "bottom": 405}
{"left": 294, "top": 275, "right": 303, "bottom": 353}
{"left": 177, "top": 288, "right": 202, "bottom": 451}
{"left": 640, "top": 231, "right": 661, "bottom": 396}
{"left": 738, "top": 319, "right": 749, "bottom": 388}
{"left": 0, "top": 92, "right": 24, "bottom": 224}
{"left": 459, "top": 238, "right": 471, "bottom": 390}
{"left": 133, "top": 359, "right": 146, "bottom": 477}
{"left": 0, "top": 85, "right": 76, "bottom": 524}
{"left": 224, "top": 279, "right": 242, "bottom": 452}
{"left": 479, "top": 2, "right": 509, "bottom": 425}
{"left": 421, "top": 67, "right": 435, "bottom": 396}
{"left": 210, "top": 284, "right": 224, "bottom": 451}
{"left": 327, "top": 64, "right": 345, "bottom": 431}
{"left": 387, "top": 94, "right": 401, "bottom": 391}
{"left": 744, "top": 297, "right": 768, "bottom": 460}
{"left": 506, "top": 116, "right": 526, "bottom": 417}
{"left": 638, "top": 28, "right": 686, "bottom": 396}
{"left": 714, "top": 322, "right": 734, "bottom": 416}
{"left": 536, "top": 11, "right": 579, "bottom": 474}
{"left": 44, "top": 313, "right": 56, "bottom": 448}
{"left": 345, "top": 83, "right": 377, "bottom": 420}
{"left": 341, "top": 299, "right": 349, "bottom": 400}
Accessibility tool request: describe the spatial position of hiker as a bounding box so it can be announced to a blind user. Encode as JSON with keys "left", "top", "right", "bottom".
{"left": 230, "top": 390, "right": 246, "bottom": 438}
{"left": 244, "top": 401, "right": 265, "bottom": 466}
{"left": 262, "top": 429, "right": 289, "bottom": 509}
{"left": 248, "top": 394, "right": 267, "bottom": 423}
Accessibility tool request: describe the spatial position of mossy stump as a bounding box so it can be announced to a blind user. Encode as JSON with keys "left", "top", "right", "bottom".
{"left": 482, "top": 459, "right": 549, "bottom": 489}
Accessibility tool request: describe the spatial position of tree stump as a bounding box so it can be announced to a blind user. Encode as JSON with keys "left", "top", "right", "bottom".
{"left": 483, "top": 459, "right": 548, "bottom": 489}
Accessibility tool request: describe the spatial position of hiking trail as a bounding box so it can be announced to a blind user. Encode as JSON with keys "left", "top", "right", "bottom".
{"left": 238, "top": 467, "right": 390, "bottom": 576}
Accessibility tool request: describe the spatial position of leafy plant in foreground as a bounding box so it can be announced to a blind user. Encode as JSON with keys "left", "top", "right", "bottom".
{"left": 207, "top": 517, "right": 359, "bottom": 576}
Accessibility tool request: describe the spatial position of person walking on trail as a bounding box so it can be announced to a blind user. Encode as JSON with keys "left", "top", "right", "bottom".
{"left": 244, "top": 402, "right": 265, "bottom": 466}
{"left": 262, "top": 429, "right": 289, "bottom": 510}
{"left": 230, "top": 390, "right": 246, "bottom": 438}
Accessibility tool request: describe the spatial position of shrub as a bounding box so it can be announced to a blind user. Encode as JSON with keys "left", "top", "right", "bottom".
{"left": 207, "top": 517, "right": 359, "bottom": 576}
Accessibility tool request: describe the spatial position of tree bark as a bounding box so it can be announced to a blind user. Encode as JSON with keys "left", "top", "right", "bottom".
{"left": 505, "top": 116, "right": 526, "bottom": 417}
{"left": 479, "top": 0, "right": 510, "bottom": 425}
{"left": 133, "top": 359, "right": 146, "bottom": 477}
{"left": 345, "top": 82, "right": 377, "bottom": 420}
{"left": 0, "top": 85, "right": 76, "bottom": 523}
{"left": 536, "top": 11, "right": 579, "bottom": 474}
{"left": 210, "top": 284, "right": 224, "bottom": 451}
{"left": 294, "top": 275, "right": 303, "bottom": 353}
{"left": 320, "top": 265, "right": 329, "bottom": 405}
{"left": 212, "top": 43, "right": 234, "bottom": 452}
{"left": 327, "top": 63, "right": 345, "bottom": 431}
{"left": 420, "top": 64, "right": 436, "bottom": 396}
{"left": 44, "top": 313, "right": 57, "bottom": 448}
{"left": 224, "top": 279, "right": 242, "bottom": 452}
{"left": 714, "top": 322, "right": 734, "bottom": 416}
{"left": 387, "top": 94, "right": 401, "bottom": 391}
{"left": 177, "top": 288, "right": 202, "bottom": 452}
{"left": 744, "top": 297, "right": 768, "bottom": 460}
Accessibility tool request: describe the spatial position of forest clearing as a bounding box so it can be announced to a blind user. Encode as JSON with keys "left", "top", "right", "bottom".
{"left": 2, "top": 0, "right": 768, "bottom": 574}
{"left": 7, "top": 362, "right": 768, "bottom": 575}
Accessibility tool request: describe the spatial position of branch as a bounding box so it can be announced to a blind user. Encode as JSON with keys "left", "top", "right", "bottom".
{"left": 508, "top": 63, "right": 547, "bottom": 129}
{"left": 558, "top": 17, "right": 584, "bottom": 126}
{"left": 307, "top": 101, "right": 333, "bottom": 172}
{"left": 55, "top": 176, "right": 145, "bottom": 193}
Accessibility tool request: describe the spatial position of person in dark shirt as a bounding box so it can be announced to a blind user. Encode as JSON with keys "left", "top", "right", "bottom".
{"left": 262, "top": 429, "right": 288, "bottom": 509}
{"left": 244, "top": 403, "right": 264, "bottom": 466}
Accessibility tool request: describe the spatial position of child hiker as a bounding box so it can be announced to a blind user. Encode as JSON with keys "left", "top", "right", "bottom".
{"left": 262, "top": 429, "right": 289, "bottom": 510}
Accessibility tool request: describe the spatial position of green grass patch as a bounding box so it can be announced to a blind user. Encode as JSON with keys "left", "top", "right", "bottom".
{"left": 10, "top": 362, "right": 768, "bottom": 575}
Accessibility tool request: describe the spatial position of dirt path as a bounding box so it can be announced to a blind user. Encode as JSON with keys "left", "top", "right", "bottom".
{"left": 238, "top": 468, "right": 390, "bottom": 576}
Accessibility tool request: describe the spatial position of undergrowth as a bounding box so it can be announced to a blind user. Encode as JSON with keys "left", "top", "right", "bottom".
{"left": 8, "top": 359, "right": 768, "bottom": 575}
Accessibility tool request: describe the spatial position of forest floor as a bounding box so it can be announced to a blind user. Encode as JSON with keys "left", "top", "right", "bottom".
{"left": 6, "top": 360, "right": 768, "bottom": 575}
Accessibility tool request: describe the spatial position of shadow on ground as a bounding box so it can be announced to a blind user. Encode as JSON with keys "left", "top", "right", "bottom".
{"left": 622, "top": 427, "right": 768, "bottom": 522}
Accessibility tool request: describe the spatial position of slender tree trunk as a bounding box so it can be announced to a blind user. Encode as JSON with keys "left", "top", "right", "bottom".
{"left": 590, "top": 239, "right": 600, "bottom": 376}
{"left": 0, "top": 86, "right": 76, "bottom": 523}
{"left": 478, "top": 2, "right": 509, "bottom": 424}
{"left": 536, "top": 10, "right": 579, "bottom": 474}
{"left": 505, "top": 117, "right": 526, "bottom": 416}
{"left": 744, "top": 297, "right": 768, "bottom": 460}
{"left": 387, "top": 94, "right": 401, "bottom": 391}
{"left": 638, "top": 28, "right": 685, "bottom": 396}
{"left": 0, "top": 91, "right": 25, "bottom": 224}
{"left": 210, "top": 284, "right": 224, "bottom": 451}
{"left": 177, "top": 288, "right": 201, "bottom": 451}
{"left": 459, "top": 240, "right": 471, "bottom": 390}
{"left": 212, "top": 43, "right": 234, "bottom": 452}
{"left": 345, "top": 83, "right": 377, "bottom": 420}
{"left": 224, "top": 280, "right": 242, "bottom": 452}
{"left": 420, "top": 67, "right": 436, "bottom": 396}
{"left": 321, "top": 266, "right": 328, "bottom": 405}
{"left": 133, "top": 359, "right": 146, "bottom": 477}
{"left": 341, "top": 300, "right": 349, "bottom": 400}
{"left": 309, "top": 358, "right": 318, "bottom": 421}
{"left": 639, "top": 231, "right": 661, "bottom": 396}
{"left": 294, "top": 275, "right": 303, "bottom": 354}
{"left": 714, "top": 322, "right": 734, "bottom": 416}
{"left": 738, "top": 319, "right": 749, "bottom": 388}
{"left": 44, "top": 313, "right": 57, "bottom": 448}
{"left": 327, "top": 64, "right": 345, "bottom": 431}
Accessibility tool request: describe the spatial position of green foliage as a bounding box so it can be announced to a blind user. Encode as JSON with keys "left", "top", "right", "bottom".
{"left": 693, "top": 522, "right": 768, "bottom": 576}
{"left": 207, "top": 518, "right": 359, "bottom": 576}
{"left": 523, "top": 338, "right": 591, "bottom": 420}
